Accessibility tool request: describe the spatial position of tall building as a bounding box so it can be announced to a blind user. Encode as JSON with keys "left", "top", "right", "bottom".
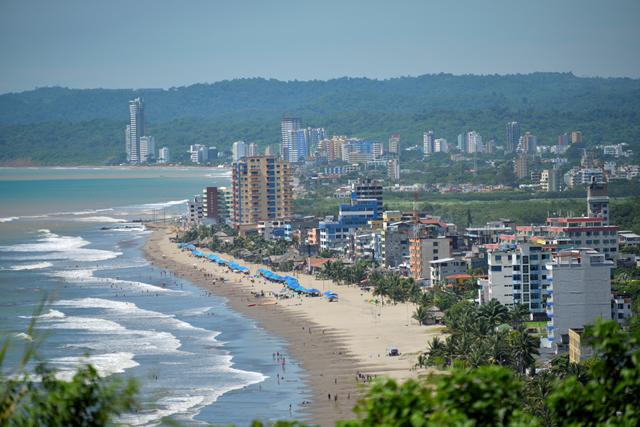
{"left": 544, "top": 249, "right": 613, "bottom": 348}
{"left": 558, "top": 133, "right": 570, "bottom": 146}
{"left": 518, "top": 132, "right": 537, "bottom": 154}
{"left": 484, "top": 139, "right": 495, "bottom": 154}
{"left": 423, "top": 130, "right": 435, "bottom": 154}
{"left": 479, "top": 242, "right": 552, "bottom": 314}
{"left": 158, "top": 147, "right": 170, "bottom": 164}
{"left": 247, "top": 143, "right": 258, "bottom": 157}
{"left": 307, "top": 127, "right": 326, "bottom": 154}
{"left": 232, "top": 141, "right": 246, "bottom": 162}
{"left": 208, "top": 146, "right": 218, "bottom": 161}
{"left": 514, "top": 154, "right": 529, "bottom": 179}
{"left": 126, "top": 97, "right": 145, "bottom": 163}
{"left": 288, "top": 128, "right": 308, "bottom": 163}
{"left": 387, "top": 159, "right": 400, "bottom": 181}
{"left": 231, "top": 156, "right": 292, "bottom": 225}
{"left": 264, "top": 145, "right": 273, "bottom": 156}
{"left": 409, "top": 233, "right": 451, "bottom": 281}
{"left": 190, "top": 144, "right": 211, "bottom": 164}
{"left": 388, "top": 134, "right": 400, "bottom": 154}
{"left": 541, "top": 168, "right": 561, "bottom": 192}
{"left": 351, "top": 178, "right": 383, "bottom": 212}
{"left": 139, "top": 136, "right": 156, "bottom": 163}
{"left": 125, "top": 125, "right": 131, "bottom": 162}
{"left": 465, "top": 131, "right": 483, "bottom": 153}
{"left": 189, "top": 144, "right": 208, "bottom": 164}
{"left": 434, "top": 138, "right": 448, "bottom": 153}
{"left": 203, "top": 186, "right": 231, "bottom": 224}
{"left": 457, "top": 134, "right": 464, "bottom": 151}
{"left": 280, "top": 116, "right": 301, "bottom": 160}
{"left": 571, "top": 131, "right": 583, "bottom": 144}
{"left": 506, "top": 121, "right": 521, "bottom": 154}
{"left": 587, "top": 180, "right": 610, "bottom": 225}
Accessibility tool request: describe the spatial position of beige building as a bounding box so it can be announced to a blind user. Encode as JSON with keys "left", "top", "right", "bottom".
{"left": 231, "top": 156, "right": 292, "bottom": 226}
{"left": 409, "top": 235, "right": 451, "bottom": 281}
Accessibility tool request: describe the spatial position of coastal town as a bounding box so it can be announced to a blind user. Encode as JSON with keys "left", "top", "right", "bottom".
{"left": 114, "top": 91, "right": 640, "bottom": 423}
{"left": 3, "top": 1, "right": 640, "bottom": 425}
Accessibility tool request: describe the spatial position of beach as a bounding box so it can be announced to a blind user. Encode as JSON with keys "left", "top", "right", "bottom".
{"left": 144, "top": 224, "right": 443, "bottom": 426}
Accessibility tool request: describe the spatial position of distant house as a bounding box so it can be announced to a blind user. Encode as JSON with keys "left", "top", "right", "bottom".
{"left": 307, "top": 257, "right": 337, "bottom": 274}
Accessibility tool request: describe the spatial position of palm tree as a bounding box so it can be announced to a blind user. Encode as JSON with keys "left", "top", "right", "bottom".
{"left": 479, "top": 299, "right": 510, "bottom": 328}
{"left": 418, "top": 336, "right": 451, "bottom": 368}
{"left": 509, "top": 304, "right": 531, "bottom": 327}
{"left": 413, "top": 305, "right": 433, "bottom": 326}
{"left": 509, "top": 328, "right": 540, "bottom": 375}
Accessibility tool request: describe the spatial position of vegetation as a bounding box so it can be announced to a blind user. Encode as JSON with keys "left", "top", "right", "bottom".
{"left": 179, "top": 224, "right": 294, "bottom": 264}
{"left": 2, "top": 73, "right": 640, "bottom": 164}
{"left": 418, "top": 300, "right": 538, "bottom": 374}
{"left": 340, "top": 319, "right": 640, "bottom": 427}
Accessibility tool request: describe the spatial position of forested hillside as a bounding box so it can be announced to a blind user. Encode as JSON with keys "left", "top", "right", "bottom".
{"left": 1, "top": 73, "right": 639, "bottom": 165}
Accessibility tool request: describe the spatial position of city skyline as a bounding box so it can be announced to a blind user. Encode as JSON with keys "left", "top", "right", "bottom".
{"left": 1, "top": 0, "right": 640, "bottom": 93}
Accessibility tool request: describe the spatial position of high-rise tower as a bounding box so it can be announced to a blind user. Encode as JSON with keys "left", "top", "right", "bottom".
{"left": 280, "top": 116, "right": 301, "bottom": 160}
{"left": 126, "top": 97, "right": 145, "bottom": 163}
{"left": 506, "top": 121, "right": 520, "bottom": 154}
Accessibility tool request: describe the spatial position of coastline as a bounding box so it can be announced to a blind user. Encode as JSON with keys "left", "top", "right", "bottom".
{"left": 144, "top": 224, "right": 441, "bottom": 426}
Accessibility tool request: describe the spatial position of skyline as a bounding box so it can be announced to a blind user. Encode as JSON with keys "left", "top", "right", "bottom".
{"left": 0, "top": 0, "right": 639, "bottom": 94}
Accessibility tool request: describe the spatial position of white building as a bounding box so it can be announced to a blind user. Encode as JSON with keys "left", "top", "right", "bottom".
{"left": 423, "top": 131, "right": 435, "bottom": 154}
{"left": 430, "top": 257, "right": 467, "bottom": 286}
{"left": 387, "top": 159, "right": 400, "bottom": 181}
{"left": 611, "top": 296, "right": 633, "bottom": 326}
{"left": 189, "top": 144, "right": 208, "bottom": 164}
{"left": 479, "top": 242, "right": 552, "bottom": 314}
{"left": 434, "top": 138, "right": 448, "bottom": 153}
{"left": 247, "top": 143, "right": 258, "bottom": 157}
{"left": 125, "top": 97, "right": 145, "bottom": 163}
{"left": 186, "top": 195, "right": 204, "bottom": 225}
{"left": 139, "top": 136, "right": 156, "bottom": 163}
{"left": 466, "top": 131, "right": 483, "bottom": 153}
{"left": 280, "top": 117, "right": 301, "bottom": 160}
{"left": 543, "top": 249, "right": 614, "bottom": 349}
{"left": 232, "top": 141, "right": 246, "bottom": 162}
{"left": 158, "top": 147, "right": 170, "bottom": 164}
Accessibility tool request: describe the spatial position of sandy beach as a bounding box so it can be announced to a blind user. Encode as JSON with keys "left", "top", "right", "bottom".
{"left": 144, "top": 224, "right": 442, "bottom": 426}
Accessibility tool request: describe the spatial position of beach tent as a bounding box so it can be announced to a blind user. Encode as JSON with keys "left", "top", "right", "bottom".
{"left": 258, "top": 269, "right": 285, "bottom": 282}
{"left": 305, "top": 288, "right": 321, "bottom": 296}
{"left": 227, "top": 261, "right": 248, "bottom": 273}
{"left": 323, "top": 291, "right": 338, "bottom": 300}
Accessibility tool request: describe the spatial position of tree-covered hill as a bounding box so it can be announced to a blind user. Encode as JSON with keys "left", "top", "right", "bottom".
{"left": 1, "top": 73, "right": 639, "bottom": 165}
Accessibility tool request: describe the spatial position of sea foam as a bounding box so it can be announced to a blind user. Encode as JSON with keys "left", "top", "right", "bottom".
{"left": 0, "top": 229, "right": 121, "bottom": 262}
{"left": 2, "top": 261, "right": 53, "bottom": 271}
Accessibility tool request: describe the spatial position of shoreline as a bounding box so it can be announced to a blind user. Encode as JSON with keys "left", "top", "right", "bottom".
{"left": 144, "top": 224, "right": 441, "bottom": 426}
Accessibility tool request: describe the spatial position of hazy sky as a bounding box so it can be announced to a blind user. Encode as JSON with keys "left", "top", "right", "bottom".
{"left": 1, "top": 0, "right": 639, "bottom": 93}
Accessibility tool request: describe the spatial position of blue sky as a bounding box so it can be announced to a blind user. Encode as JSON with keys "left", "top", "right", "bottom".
{"left": 0, "top": 0, "right": 638, "bottom": 93}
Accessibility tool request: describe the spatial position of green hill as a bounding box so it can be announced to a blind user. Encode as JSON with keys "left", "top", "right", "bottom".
{"left": 1, "top": 73, "right": 639, "bottom": 165}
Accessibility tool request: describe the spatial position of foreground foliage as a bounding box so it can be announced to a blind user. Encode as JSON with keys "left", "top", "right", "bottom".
{"left": 340, "top": 319, "right": 639, "bottom": 427}
{"left": 0, "top": 306, "right": 138, "bottom": 427}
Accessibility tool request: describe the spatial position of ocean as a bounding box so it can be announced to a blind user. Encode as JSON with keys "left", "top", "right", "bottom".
{"left": 0, "top": 167, "right": 308, "bottom": 426}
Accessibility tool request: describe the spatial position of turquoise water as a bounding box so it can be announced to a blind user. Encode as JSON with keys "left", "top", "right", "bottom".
{"left": 0, "top": 167, "right": 308, "bottom": 426}
{"left": 0, "top": 167, "right": 230, "bottom": 217}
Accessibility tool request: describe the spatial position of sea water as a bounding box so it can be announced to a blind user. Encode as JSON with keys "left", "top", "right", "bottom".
{"left": 0, "top": 167, "right": 308, "bottom": 426}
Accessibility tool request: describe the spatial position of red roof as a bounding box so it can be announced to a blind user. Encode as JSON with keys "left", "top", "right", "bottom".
{"left": 307, "top": 257, "right": 336, "bottom": 268}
